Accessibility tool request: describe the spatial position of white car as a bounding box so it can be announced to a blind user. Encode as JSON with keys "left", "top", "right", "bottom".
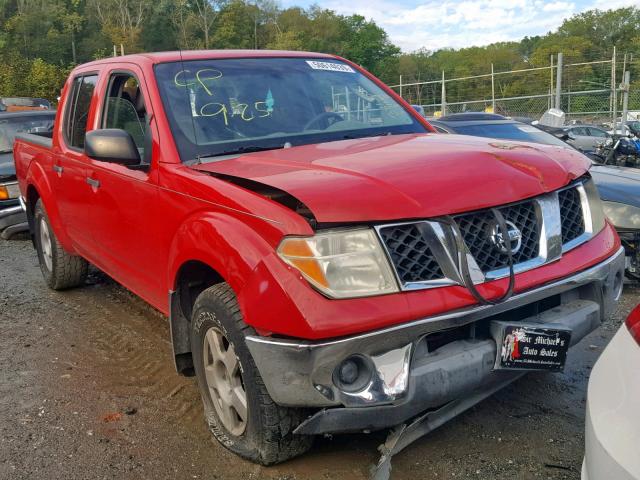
{"left": 582, "top": 304, "right": 640, "bottom": 479}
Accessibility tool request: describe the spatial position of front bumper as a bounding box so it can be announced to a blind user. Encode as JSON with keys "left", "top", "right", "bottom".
{"left": 582, "top": 324, "right": 640, "bottom": 480}
{"left": 246, "top": 246, "right": 625, "bottom": 433}
{"left": 0, "top": 203, "right": 27, "bottom": 238}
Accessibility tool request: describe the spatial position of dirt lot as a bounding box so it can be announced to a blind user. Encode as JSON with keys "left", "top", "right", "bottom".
{"left": 0, "top": 237, "right": 637, "bottom": 480}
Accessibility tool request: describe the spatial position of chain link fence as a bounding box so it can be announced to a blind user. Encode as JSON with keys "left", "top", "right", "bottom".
{"left": 392, "top": 52, "right": 639, "bottom": 126}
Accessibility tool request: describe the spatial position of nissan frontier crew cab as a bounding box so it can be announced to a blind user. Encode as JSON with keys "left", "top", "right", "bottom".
{"left": 14, "top": 51, "right": 624, "bottom": 465}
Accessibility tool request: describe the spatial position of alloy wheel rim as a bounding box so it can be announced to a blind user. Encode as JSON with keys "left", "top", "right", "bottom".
{"left": 40, "top": 218, "right": 53, "bottom": 271}
{"left": 202, "top": 327, "right": 247, "bottom": 436}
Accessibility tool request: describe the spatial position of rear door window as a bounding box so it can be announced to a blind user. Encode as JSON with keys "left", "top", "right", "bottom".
{"left": 64, "top": 74, "right": 98, "bottom": 149}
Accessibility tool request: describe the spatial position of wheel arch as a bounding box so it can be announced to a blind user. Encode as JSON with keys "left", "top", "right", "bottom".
{"left": 25, "top": 183, "right": 40, "bottom": 242}
{"left": 170, "top": 260, "right": 226, "bottom": 375}
{"left": 25, "top": 164, "right": 74, "bottom": 250}
{"left": 167, "top": 212, "right": 277, "bottom": 375}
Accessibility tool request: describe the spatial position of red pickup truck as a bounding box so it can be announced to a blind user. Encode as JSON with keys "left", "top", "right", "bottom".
{"left": 14, "top": 51, "right": 624, "bottom": 465}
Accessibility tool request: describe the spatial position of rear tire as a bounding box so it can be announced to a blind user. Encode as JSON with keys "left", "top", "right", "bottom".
{"left": 34, "top": 199, "right": 88, "bottom": 290}
{"left": 191, "top": 283, "right": 313, "bottom": 465}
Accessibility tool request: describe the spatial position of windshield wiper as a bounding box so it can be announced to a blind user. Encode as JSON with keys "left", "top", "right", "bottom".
{"left": 192, "top": 132, "right": 396, "bottom": 164}
{"left": 340, "top": 131, "right": 394, "bottom": 140}
{"left": 196, "top": 144, "right": 286, "bottom": 163}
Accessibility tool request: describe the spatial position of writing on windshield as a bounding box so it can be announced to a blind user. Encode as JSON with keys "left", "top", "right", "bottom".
{"left": 173, "top": 68, "right": 274, "bottom": 126}
{"left": 154, "top": 58, "right": 425, "bottom": 161}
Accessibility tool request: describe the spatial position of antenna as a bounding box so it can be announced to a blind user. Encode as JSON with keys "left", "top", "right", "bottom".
{"left": 178, "top": 48, "right": 201, "bottom": 164}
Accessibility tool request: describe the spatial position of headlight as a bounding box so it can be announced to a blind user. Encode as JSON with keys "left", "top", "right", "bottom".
{"left": 0, "top": 181, "right": 20, "bottom": 201}
{"left": 583, "top": 179, "right": 606, "bottom": 234}
{"left": 602, "top": 201, "right": 640, "bottom": 230}
{"left": 277, "top": 228, "right": 399, "bottom": 299}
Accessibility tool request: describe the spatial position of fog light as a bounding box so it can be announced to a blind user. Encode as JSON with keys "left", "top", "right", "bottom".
{"left": 338, "top": 359, "right": 359, "bottom": 384}
{"left": 333, "top": 355, "right": 373, "bottom": 393}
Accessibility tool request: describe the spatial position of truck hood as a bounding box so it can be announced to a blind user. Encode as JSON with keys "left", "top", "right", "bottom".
{"left": 591, "top": 164, "right": 640, "bottom": 207}
{"left": 193, "top": 133, "right": 590, "bottom": 223}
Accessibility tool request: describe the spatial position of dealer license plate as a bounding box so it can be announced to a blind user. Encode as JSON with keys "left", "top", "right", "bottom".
{"left": 492, "top": 323, "right": 572, "bottom": 371}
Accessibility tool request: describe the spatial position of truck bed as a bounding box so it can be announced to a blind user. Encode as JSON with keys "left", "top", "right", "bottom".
{"left": 15, "top": 132, "right": 53, "bottom": 149}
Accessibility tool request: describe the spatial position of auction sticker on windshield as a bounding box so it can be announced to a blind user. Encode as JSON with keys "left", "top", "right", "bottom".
{"left": 491, "top": 322, "right": 572, "bottom": 371}
{"left": 306, "top": 60, "right": 355, "bottom": 73}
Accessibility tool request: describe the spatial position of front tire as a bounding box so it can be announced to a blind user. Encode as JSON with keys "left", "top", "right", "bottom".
{"left": 34, "top": 199, "right": 88, "bottom": 290}
{"left": 191, "top": 283, "right": 313, "bottom": 465}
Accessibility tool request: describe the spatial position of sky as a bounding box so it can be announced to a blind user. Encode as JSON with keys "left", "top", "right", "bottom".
{"left": 279, "top": 0, "right": 639, "bottom": 52}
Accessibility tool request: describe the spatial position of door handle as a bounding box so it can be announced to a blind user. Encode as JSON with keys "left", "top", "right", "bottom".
{"left": 86, "top": 177, "right": 100, "bottom": 189}
{"left": 53, "top": 165, "right": 63, "bottom": 176}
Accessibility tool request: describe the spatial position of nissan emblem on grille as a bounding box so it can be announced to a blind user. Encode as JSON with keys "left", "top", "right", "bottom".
{"left": 489, "top": 220, "right": 523, "bottom": 254}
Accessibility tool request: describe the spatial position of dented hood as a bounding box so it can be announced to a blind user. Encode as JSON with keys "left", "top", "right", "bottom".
{"left": 192, "top": 133, "right": 590, "bottom": 223}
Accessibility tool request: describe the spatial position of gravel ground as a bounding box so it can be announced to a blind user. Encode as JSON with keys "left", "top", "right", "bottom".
{"left": 1, "top": 236, "right": 638, "bottom": 480}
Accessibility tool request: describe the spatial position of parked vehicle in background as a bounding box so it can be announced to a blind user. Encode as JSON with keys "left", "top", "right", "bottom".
{"left": 582, "top": 303, "right": 640, "bottom": 480}
{"left": 625, "top": 120, "right": 640, "bottom": 136}
{"left": 411, "top": 104, "right": 425, "bottom": 116}
{"left": 430, "top": 112, "right": 640, "bottom": 281}
{"left": 0, "top": 110, "right": 55, "bottom": 239}
{"left": 593, "top": 135, "right": 640, "bottom": 168}
{"left": 14, "top": 51, "right": 624, "bottom": 465}
{"left": 429, "top": 113, "right": 569, "bottom": 147}
{"left": 590, "top": 165, "right": 640, "bottom": 281}
{"left": 0, "top": 97, "right": 51, "bottom": 112}
{"left": 563, "top": 125, "right": 609, "bottom": 152}
{"left": 607, "top": 124, "right": 639, "bottom": 137}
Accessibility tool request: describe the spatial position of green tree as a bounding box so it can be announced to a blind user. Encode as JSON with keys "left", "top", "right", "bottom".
{"left": 340, "top": 14, "right": 400, "bottom": 77}
{"left": 211, "top": 1, "right": 255, "bottom": 49}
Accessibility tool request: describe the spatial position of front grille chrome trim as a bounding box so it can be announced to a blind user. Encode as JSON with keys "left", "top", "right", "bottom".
{"left": 483, "top": 191, "right": 563, "bottom": 281}
{"left": 376, "top": 180, "right": 591, "bottom": 292}
{"left": 561, "top": 183, "right": 593, "bottom": 253}
{"left": 376, "top": 220, "right": 472, "bottom": 290}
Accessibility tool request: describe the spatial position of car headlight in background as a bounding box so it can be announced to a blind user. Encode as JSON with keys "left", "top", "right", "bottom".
{"left": 602, "top": 201, "right": 640, "bottom": 230}
{"left": 277, "top": 228, "right": 399, "bottom": 298}
{"left": 583, "top": 179, "right": 607, "bottom": 234}
{"left": 0, "top": 181, "right": 20, "bottom": 201}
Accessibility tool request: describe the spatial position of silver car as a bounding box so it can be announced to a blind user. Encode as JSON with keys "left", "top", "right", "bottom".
{"left": 566, "top": 125, "right": 609, "bottom": 152}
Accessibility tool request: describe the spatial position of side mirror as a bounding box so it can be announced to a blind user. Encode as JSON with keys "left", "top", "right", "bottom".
{"left": 85, "top": 129, "right": 140, "bottom": 166}
{"left": 567, "top": 131, "right": 576, "bottom": 140}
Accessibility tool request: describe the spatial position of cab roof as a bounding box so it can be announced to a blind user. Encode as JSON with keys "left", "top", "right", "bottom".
{"left": 77, "top": 50, "right": 339, "bottom": 69}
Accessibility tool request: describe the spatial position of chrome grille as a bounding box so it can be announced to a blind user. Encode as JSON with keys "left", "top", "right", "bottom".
{"left": 378, "top": 224, "right": 443, "bottom": 283}
{"left": 558, "top": 187, "right": 585, "bottom": 244}
{"left": 377, "top": 180, "right": 592, "bottom": 291}
{"left": 454, "top": 201, "right": 539, "bottom": 273}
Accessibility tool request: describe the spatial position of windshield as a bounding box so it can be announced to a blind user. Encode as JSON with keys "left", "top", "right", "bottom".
{"left": 0, "top": 114, "right": 56, "bottom": 153}
{"left": 1, "top": 97, "right": 51, "bottom": 109}
{"left": 154, "top": 58, "right": 426, "bottom": 161}
{"left": 452, "top": 122, "right": 569, "bottom": 147}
